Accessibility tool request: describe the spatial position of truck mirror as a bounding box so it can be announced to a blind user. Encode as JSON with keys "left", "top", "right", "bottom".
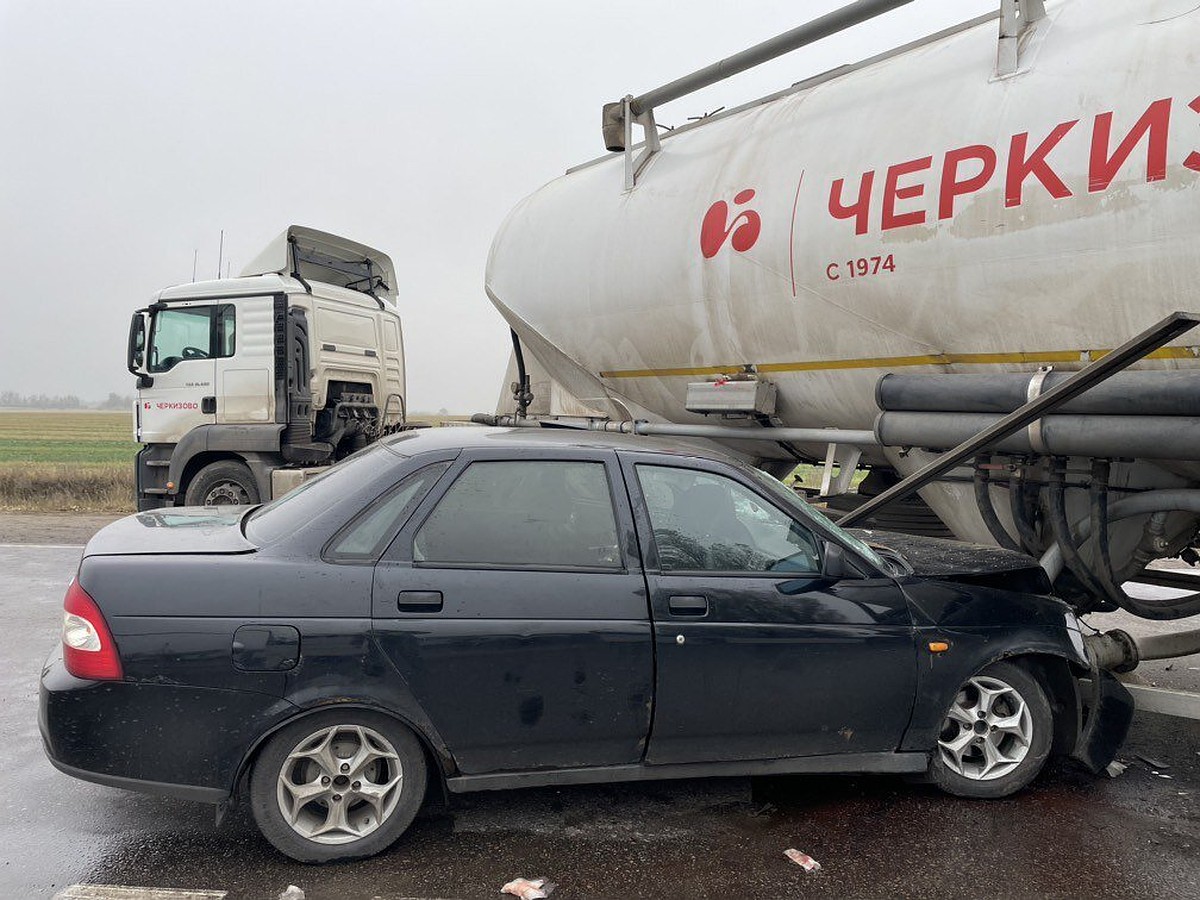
{"left": 127, "top": 311, "right": 147, "bottom": 375}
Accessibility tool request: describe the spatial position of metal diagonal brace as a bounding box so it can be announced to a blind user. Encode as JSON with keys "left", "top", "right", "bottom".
{"left": 839, "top": 311, "right": 1200, "bottom": 528}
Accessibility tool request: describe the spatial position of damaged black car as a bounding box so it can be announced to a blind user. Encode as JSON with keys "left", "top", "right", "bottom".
{"left": 40, "top": 428, "right": 1132, "bottom": 862}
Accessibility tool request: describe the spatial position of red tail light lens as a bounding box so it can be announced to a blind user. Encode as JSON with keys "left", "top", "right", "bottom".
{"left": 62, "top": 578, "right": 123, "bottom": 681}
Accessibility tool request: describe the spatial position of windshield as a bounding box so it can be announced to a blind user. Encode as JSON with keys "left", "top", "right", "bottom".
{"left": 245, "top": 443, "right": 395, "bottom": 545}
{"left": 744, "top": 466, "right": 888, "bottom": 572}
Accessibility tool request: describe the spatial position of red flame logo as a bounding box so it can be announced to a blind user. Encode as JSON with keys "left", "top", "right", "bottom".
{"left": 700, "top": 189, "right": 762, "bottom": 259}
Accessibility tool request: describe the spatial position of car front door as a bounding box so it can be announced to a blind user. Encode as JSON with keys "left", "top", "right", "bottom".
{"left": 370, "top": 448, "right": 654, "bottom": 775}
{"left": 620, "top": 454, "right": 918, "bottom": 766}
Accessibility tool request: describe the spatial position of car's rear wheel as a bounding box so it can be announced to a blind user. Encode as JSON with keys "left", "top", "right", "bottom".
{"left": 185, "top": 460, "right": 260, "bottom": 506}
{"left": 249, "top": 710, "right": 428, "bottom": 862}
{"left": 929, "top": 660, "right": 1053, "bottom": 799}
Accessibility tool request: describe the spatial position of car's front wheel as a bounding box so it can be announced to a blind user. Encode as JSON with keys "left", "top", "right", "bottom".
{"left": 249, "top": 710, "right": 428, "bottom": 862}
{"left": 929, "top": 660, "right": 1053, "bottom": 799}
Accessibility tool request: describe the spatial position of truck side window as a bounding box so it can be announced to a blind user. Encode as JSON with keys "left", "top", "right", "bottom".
{"left": 635, "top": 465, "right": 821, "bottom": 574}
{"left": 147, "top": 305, "right": 236, "bottom": 372}
{"left": 413, "top": 461, "right": 622, "bottom": 569}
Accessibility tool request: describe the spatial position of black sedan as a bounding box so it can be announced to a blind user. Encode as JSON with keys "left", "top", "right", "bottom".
{"left": 41, "top": 427, "right": 1127, "bottom": 862}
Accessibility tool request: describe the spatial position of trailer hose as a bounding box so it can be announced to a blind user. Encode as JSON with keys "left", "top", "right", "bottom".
{"left": 972, "top": 456, "right": 1022, "bottom": 552}
{"left": 1040, "top": 488, "right": 1200, "bottom": 620}
{"left": 1046, "top": 458, "right": 1119, "bottom": 613}
{"left": 1008, "top": 467, "right": 1042, "bottom": 555}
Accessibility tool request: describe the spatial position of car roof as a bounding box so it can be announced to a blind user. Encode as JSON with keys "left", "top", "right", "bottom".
{"left": 380, "top": 425, "right": 736, "bottom": 463}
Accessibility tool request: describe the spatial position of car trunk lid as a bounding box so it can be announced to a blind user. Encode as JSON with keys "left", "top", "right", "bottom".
{"left": 84, "top": 507, "right": 257, "bottom": 557}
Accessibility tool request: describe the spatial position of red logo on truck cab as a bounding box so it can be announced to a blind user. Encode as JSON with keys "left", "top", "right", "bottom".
{"left": 701, "top": 189, "right": 762, "bottom": 258}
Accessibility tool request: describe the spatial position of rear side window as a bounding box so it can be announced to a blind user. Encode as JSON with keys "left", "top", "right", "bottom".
{"left": 246, "top": 443, "right": 395, "bottom": 545}
{"left": 326, "top": 463, "right": 449, "bottom": 561}
{"left": 413, "top": 460, "right": 621, "bottom": 569}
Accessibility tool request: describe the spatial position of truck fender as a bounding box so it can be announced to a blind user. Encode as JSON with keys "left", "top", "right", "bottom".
{"left": 168, "top": 425, "right": 284, "bottom": 498}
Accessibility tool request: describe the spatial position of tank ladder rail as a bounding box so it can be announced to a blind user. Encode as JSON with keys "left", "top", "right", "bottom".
{"left": 602, "top": 0, "right": 1046, "bottom": 188}
{"left": 838, "top": 311, "right": 1200, "bottom": 529}
{"left": 603, "top": 0, "right": 915, "bottom": 188}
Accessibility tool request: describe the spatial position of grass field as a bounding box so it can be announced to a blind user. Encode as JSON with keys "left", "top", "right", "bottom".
{"left": 0, "top": 411, "right": 136, "bottom": 511}
{"left": 0, "top": 409, "right": 854, "bottom": 512}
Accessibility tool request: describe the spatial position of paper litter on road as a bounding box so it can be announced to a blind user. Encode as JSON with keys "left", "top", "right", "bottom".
{"left": 784, "top": 848, "right": 822, "bottom": 873}
{"left": 1105, "top": 760, "right": 1128, "bottom": 777}
{"left": 500, "top": 877, "right": 556, "bottom": 899}
{"left": 278, "top": 887, "right": 305, "bottom": 900}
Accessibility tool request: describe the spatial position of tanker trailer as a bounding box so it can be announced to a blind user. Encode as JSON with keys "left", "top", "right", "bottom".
{"left": 482, "top": 0, "right": 1200, "bottom": 664}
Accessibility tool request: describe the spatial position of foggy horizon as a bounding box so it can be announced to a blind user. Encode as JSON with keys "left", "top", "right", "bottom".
{"left": 0, "top": 0, "right": 993, "bottom": 413}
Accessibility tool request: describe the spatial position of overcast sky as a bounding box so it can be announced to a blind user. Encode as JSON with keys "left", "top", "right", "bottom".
{"left": 0, "top": 0, "right": 994, "bottom": 413}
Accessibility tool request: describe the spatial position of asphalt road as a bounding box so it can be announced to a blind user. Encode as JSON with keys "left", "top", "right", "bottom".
{"left": 3, "top": 544, "right": 1198, "bottom": 900}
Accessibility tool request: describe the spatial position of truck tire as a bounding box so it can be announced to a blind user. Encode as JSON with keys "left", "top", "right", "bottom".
{"left": 184, "top": 460, "right": 261, "bottom": 507}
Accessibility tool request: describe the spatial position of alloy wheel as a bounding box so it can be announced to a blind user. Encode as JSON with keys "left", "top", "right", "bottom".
{"left": 937, "top": 675, "right": 1033, "bottom": 781}
{"left": 275, "top": 724, "right": 405, "bottom": 845}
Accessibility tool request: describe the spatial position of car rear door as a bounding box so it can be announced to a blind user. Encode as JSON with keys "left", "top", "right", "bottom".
{"left": 370, "top": 447, "right": 654, "bottom": 775}
{"left": 620, "top": 453, "right": 918, "bottom": 766}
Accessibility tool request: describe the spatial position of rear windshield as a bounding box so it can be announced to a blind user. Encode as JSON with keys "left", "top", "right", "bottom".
{"left": 245, "top": 444, "right": 395, "bottom": 545}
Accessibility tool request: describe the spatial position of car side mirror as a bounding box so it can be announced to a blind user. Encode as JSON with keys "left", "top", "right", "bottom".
{"left": 822, "top": 542, "right": 860, "bottom": 579}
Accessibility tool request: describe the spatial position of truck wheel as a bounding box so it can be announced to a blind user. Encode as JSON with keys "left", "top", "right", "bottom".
{"left": 184, "top": 460, "right": 261, "bottom": 506}
{"left": 249, "top": 710, "right": 428, "bottom": 863}
{"left": 929, "top": 661, "right": 1053, "bottom": 799}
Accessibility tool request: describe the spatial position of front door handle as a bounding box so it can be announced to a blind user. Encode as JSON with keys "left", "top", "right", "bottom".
{"left": 201, "top": 396, "right": 216, "bottom": 414}
{"left": 668, "top": 595, "right": 709, "bottom": 617}
{"left": 397, "top": 590, "right": 443, "bottom": 613}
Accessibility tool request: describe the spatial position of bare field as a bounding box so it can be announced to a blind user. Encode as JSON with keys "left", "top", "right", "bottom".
{"left": 0, "top": 410, "right": 134, "bottom": 511}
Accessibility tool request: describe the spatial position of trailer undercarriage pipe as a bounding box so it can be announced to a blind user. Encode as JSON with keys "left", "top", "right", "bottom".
{"left": 1039, "top": 488, "right": 1200, "bottom": 620}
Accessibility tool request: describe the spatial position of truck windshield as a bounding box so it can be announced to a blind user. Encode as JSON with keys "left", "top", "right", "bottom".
{"left": 744, "top": 466, "right": 888, "bottom": 572}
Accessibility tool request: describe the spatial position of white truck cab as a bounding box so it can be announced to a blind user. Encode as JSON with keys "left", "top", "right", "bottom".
{"left": 127, "top": 226, "right": 405, "bottom": 509}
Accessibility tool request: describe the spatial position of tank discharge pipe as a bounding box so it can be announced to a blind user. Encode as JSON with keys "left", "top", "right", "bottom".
{"left": 470, "top": 415, "right": 877, "bottom": 447}
{"left": 875, "top": 413, "right": 1200, "bottom": 460}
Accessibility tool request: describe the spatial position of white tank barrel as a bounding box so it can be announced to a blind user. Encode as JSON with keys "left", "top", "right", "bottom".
{"left": 486, "top": 0, "right": 1200, "bottom": 618}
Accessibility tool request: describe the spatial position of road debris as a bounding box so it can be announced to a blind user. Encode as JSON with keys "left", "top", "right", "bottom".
{"left": 500, "top": 877, "right": 556, "bottom": 899}
{"left": 784, "top": 848, "right": 822, "bottom": 873}
{"left": 278, "top": 887, "right": 305, "bottom": 900}
{"left": 1135, "top": 754, "right": 1169, "bottom": 770}
{"left": 1105, "top": 760, "right": 1128, "bottom": 777}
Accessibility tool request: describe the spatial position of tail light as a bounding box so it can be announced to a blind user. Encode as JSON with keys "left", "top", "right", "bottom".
{"left": 62, "top": 578, "right": 123, "bottom": 681}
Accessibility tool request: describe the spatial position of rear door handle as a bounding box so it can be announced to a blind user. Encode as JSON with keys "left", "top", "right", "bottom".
{"left": 668, "top": 595, "right": 709, "bottom": 617}
{"left": 397, "top": 590, "right": 443, "bottom": 613}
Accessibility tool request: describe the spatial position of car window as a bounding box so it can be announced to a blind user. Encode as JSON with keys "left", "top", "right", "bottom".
{"left": 636, "top": 464, "right": 821, "bottom": 574}
{"left": 742, "top": 465, "right": 887, "bottom": 572}
{"left": 326, "top": 462, "right": 450, "bottom": 561}
{"left": 413, "top": 460, "right": 621, "bottom": 569}
{"left": 245, "top": 443, "right": 394, "bottom": 545}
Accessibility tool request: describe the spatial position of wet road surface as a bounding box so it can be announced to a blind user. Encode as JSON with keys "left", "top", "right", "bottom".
{"left": 3, "top": 545, "right": 1198, "bottom": 899}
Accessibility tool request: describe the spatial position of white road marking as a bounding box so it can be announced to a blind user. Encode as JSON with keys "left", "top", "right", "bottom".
{"left": 53, "top": 886, "right": 226, "bottom": 900}
{"left": 0, "top": 543, "right": 83, "bottom": 550}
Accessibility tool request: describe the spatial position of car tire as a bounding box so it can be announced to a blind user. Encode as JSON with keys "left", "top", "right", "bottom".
{"left": 184, "top": 460, "right": 260, "bottom": 506}
{"left": 928, "top": 660, "right": 1053, "bottom": 800}
{"left": 249, "top": 710, "right": 428, "bottom": 863}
